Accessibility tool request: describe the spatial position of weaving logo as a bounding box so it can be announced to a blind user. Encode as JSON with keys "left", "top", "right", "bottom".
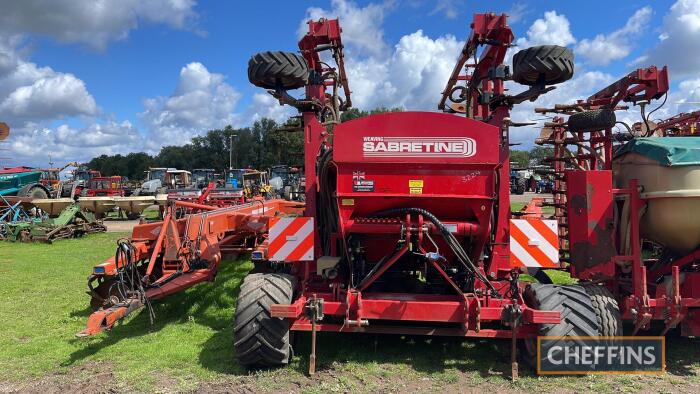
{"left": 362, "top": 136, "right": 476, "bottom": 158}
{"left": 537, "top": 336, "right": 665, "bottom": 375}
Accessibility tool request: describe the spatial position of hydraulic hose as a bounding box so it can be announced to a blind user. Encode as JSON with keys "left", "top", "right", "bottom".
{"left": 372, "top": 207, "right": 497, "bottom": 293}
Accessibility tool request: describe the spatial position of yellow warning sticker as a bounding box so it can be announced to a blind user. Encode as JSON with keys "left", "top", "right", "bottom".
{"left": 409, "top": 179, "right": 423, "bottom": 188}
{"left": 341, "top": 198, "right": 355, "bottom": 206}
{"left": 409, "top": 187, "right": 423, "bottom": 194}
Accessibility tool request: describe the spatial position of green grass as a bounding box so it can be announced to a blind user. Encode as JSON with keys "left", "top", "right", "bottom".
{"left": 511, "top": 202, "right": 555, "bottom": 216}
{"left": 1, "top": 234, "right": 698, "bottom": 392}
{"left": 0, "top": 233, "right": 251, "bottom": 390}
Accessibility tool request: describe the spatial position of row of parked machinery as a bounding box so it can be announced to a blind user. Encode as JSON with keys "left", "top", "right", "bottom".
{"left": 1, "top": 162, "right": 305, "bottom": 202}
{"left": 135, "top": 165, "right": 305, "bottom": 202}
{"left": 509, "top": 166, "right": 554, "bottom": 195}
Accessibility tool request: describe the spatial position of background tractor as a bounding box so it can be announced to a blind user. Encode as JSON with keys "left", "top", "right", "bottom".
{"left": 270, "top": 165, "right": 304, "bottom": 201}
{"left": 0, "top": 169, "right": 52, "bottom": 199}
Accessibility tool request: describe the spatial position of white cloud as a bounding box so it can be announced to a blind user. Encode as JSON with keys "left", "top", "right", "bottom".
{"left": 140, "top": 62, "right": 240, "bottom": 149}
{"left": 575, "top": 7, "right": 652, "bottom": 65}
{"left": 7, "top": 120, "right": 142, "bottom": 166}
{"left": 508, "top": 71, "right": 616, "bottom": 147}
{"left": 0, "top": 73, "right": 97, "bottom": 121}
{"left": 343, "top": 31, "right": 461, "bottom": 110}
{"left": 516, "top": 11, "right": 576, "bottom": 48}
{"left": 0, "top": 0, "right": 199, "bottom": 50}
{"left": 244, "top": 93, "right": 296, "bottom": 125}
{"left": 636, "top": 0, "right": 700, "bottom": 77}
{"left": 300, "top": 0, "right": 389, "bottom": 57}
{"left": 508, "top": 3, "right": 531, "bottom": 24}
{"left": 645, "top": 77, "right": 700, "bottom": 122}
{"left": 429, "top": 0, "right": 462, "bottom": 19}
{"left": 299, "top": 1, "right": 460, "bottom": 111}
{"left": 0, "top": 38, "right": 97, "bottom": 124}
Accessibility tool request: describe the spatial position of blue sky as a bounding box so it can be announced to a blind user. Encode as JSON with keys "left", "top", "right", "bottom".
{"left": 1, "top": 0, "right": 697, "bottom": 167}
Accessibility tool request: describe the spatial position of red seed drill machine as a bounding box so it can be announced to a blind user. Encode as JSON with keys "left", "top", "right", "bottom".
{"left": 79, "top": 13, "right": 700, "bottom": 379}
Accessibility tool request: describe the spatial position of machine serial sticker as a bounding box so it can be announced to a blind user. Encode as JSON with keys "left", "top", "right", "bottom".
{"left": 409, "top": 179, "right": 423, "bottom": 188}
{"left": 352, "top": 170, "right": 374, "bottom": 192}
{"left": 353, "top": 180, "right": 375, "bottom": 192}
{"left": 341, "top": 199, "right": 355, "bottom": 205}
{"left": 409, "top": 187, "right": 423, "bottom": 194}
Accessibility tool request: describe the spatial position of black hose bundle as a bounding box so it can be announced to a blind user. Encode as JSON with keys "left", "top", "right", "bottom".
{"left": 372, "top": 207, "right": 497, "bottom": 294}
{"left": 114, "top": 239, "right": 155, "bottom": 324}
{"left": 317, "top": 148, "right": 338, "bottom": 256}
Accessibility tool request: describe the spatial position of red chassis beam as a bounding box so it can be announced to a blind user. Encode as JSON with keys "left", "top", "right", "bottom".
{"left": 78, "top": 199, "right": 303, "bottom": 336}
{"left": 587, "top": 66, "right": 669, "bottom": 108}
{"left": 271, "top": 292, "right": 559, "bottom": 339}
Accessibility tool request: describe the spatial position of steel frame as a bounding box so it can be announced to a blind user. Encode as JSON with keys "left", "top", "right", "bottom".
{"left": 79, "top": 199, "right": 302, "bottom": 336}
{"left": 536, "top": 65, "right": 700, "bottom": 336}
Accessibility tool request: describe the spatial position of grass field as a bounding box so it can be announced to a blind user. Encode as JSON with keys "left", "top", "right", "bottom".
{"left": 1, "top": 233, "right": 699, "bottom": 393}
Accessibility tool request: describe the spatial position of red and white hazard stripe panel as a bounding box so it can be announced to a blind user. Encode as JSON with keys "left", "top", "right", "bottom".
{"left": 509, "top": 218, "right": 559, "bottom": 268}
{"left": 268, "top": 217, "right": 314, "bottom": 262}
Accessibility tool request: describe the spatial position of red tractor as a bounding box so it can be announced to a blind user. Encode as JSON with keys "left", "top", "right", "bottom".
{"left": 85, "top": 176, "right": 126, "bottom": 197}
{"left": 78, "top": 13, "right": 699, "bottom": 378}
{"left": 61, "top": 166, "right": 102, "bottom": 197}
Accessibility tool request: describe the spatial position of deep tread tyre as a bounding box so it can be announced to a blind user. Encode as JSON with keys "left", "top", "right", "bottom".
{"left": 567, "top": 109, "right": 616, "bottom": 132}
{"left": 512, "top": 45, "right": 574, "bottom": 86}
{"left": 522, "top": 284, "right": 600, "bottom": 367}
{"left": 516, "top": 178, "right": 527, "bottom": 195}
{"left": 19, "top": 185, "right": 48, "bottom": 199}
{"left": 234, "top": 273, "right": 297, "bottom": 367}
{"left": 582, "top": 283, "right": 623, "bottom": 336}
{"left": 248, "top": 51, "right": 309, "bottom": 90}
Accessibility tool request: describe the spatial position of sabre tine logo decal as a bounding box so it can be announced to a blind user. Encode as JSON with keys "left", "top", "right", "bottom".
{"left": 362, "top": 136, "right": 476, "bottom": 158}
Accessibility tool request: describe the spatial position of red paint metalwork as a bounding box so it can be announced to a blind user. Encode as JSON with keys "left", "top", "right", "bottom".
{"left": 78, "top": 199, "right": 302, "bottom": 335}
{"left": 80, "top": 13, "right": 567, "bottom": 347}
{"left": 565, "top": 170, "right": 616, "bottom": 280}
{"left": 537, "top": 65, "right": 700, "bottom": 337}
{"left": 654, "top": 110, "right": 700, "bottom": 136}
{"left": 266, "top": 13, "right": 557, "bottom": 345}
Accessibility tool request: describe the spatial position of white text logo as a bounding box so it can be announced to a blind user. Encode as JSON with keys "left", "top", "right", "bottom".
{"left": 362, "top": 137, "right": 476, "bottom": 158}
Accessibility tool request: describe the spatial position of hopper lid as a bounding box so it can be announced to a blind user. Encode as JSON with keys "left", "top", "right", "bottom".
{"left": 616, "top": 137, "right": 700, "bottom": 166}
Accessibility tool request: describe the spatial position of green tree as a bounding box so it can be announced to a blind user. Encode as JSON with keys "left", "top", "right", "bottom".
{"left": 340, "top": 107, "right": 403, "bottom": 122}
{"left": 86, "top": 108, "right": 407, "bottom": 177}
{"left": 529, "top": 147, "right": 554, "bottom": 166}
{"left": 510, "top": 150, "right": 529, "bottom": 168}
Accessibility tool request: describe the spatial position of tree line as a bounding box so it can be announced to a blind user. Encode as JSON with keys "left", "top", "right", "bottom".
{"left": 510, "top": 147, "right": 554, "bottom": 168}
{"left": 87, "top": 119, "right": 301, "bottom": 180}
{"left": 87, "top": 107, "right": 403, "bottom": 181}
{"left": 86, "top": 106, "right": 550, "bottom": 181}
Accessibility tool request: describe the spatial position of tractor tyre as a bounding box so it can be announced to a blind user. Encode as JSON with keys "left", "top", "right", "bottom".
{"left": 522, "top": 284, "right": 600, "bottom": 368}
{"left": 515, "top": 178, "right": 527, "bottom": 195}
{"left": 234, "top": 273, "right": 298, "bottom": 368}
{"left": 19, "top": 185, "right": 48, "bottom": 199}
{"left": 567, "top": 109, "right": 616, "bottom": 132}
{"left": 248, "top": 51, "right": 309, "bottom": 90}
{"left": 512, "top": 45, "right": 574, "bottom": 86}
{"left": 582, "top": 283, "right": 623, "bottom": 336}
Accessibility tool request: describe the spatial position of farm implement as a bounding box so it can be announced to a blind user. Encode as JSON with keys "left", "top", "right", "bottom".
{"left": 78, "top": 12, "right": 700, "bottom": 379}
{"left": 78, "top": 198, "right": 302, "bottom": 336}
{"left": 0, "top": 195, "right": 44, "bottom": 240}
{"left": 4, "top": 203, "right": 105, "bottom": 243}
